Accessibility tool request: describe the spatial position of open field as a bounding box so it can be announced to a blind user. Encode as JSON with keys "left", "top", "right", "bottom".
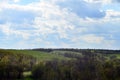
{"left": 7, "top": 50, "right": 74, "bottom": 61}
{"left": 1, "top": 49, "right": 120, "bottom": 80}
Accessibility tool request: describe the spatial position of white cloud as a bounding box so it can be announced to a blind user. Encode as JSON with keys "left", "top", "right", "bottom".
{"left": 0, "top": 0, "right": 118, "bottom": 33}
{"left": 105, "top": 10, "right": 120, "bottom": 18}
{"left": 0, "top": 0, "right": 77, "bottom": 40}
{"left": 70, "top": 34, "right": 115, "bottom": 49}
{"left": 0, "top": 0, "right": 119, "bottom": 49}
{"left": 0, "top": 23, "right": 12, "bottom": 36}
{"left": 84, "top": 0, "right": 112, "bottom": 4}
{"left": 13, "top": 0, "right": 20, "bottom": 3}
{"left": 0, "top": 23, "right": 31, "bottom": 40}
{"left": 81, "top": 34, "right": 104, "bottom": 44}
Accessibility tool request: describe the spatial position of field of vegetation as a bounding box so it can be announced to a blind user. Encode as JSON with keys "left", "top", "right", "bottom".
{"left": 0, "top": 49, "right": 120, "bottom": 80}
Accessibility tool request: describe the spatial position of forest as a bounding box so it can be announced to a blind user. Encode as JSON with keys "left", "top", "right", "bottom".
{"left": 0, "top": 48, "right": 120, "bottom": 80}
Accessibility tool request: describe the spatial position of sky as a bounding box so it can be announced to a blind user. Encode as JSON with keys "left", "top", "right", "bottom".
{"left": 0, "top": 0, "right": 120, "bottom": 49}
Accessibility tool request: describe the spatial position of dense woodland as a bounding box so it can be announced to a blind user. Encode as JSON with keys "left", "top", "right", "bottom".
{"left": 0, "top": 49, "right": 120, "bottom": 80}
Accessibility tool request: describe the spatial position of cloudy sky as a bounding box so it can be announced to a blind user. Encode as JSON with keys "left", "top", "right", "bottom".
{"left": 0, "top": 0, "right": 120, "bottom": 49}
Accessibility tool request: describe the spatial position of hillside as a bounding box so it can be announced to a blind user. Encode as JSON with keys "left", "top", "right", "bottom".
{"left": 1, "top": 49, "right": 120, "bottom": 80}
{"left": 1, "top": 49, "right": 120, "bottom": 62}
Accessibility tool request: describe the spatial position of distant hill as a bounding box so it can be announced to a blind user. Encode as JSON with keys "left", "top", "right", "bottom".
{"left": 31, "top": 48, "right": 120, "bottom": 54}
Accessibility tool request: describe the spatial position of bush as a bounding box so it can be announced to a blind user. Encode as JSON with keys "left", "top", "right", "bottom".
{"left": 0, "top": 49, "right": 36, "bottom": 79}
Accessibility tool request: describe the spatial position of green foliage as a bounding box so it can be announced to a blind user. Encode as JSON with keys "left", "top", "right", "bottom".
{"left": 0, "top": 49, "right": 36, "bottom": 79}
{"left": 31, "top": 51, "right": 120, "bottom": 80}
{"left": 1, "top": 49, "right": 120, "bottom": 80}
{"left": 8, "top": 50, "right": 72, "bottom": 61}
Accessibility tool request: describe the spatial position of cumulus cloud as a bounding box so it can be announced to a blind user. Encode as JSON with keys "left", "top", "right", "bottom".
{"left": 81, "top": 34, "right": 104, "bottom": 44}
{"left": 0, "top": 23, "right": 31, "bottom": 40}
{"left": 84, "top": 0, "right": 112, "bottom": 4}
{"left": 105, "top": 10, "right": 120, "bottom": 18}
{"left": 13, "top": 0, "right": 20, "bottom": 3}
{"left": 57, "top": 0, "right": 106, "bottom": 18}
{"left": 0, "top": 0, "right": 120, "bottom": 49}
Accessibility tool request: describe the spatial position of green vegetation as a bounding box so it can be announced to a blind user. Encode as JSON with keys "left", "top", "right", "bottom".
{"left": 0, "top": 49, "right": 36, "bottom": 79}
{"left": 8, "top": 50, "right": 72, "bottom": 61}
{"left": 0, "top": 49, "right": 120, "bottom": 80}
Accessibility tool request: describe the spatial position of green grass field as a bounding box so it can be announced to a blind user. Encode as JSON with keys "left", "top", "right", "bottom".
{"left": 105, "top": 54, "right": 120, "bottom": 59}
{"left": 7, "top": 50, "right": 72, "bottom": 61}
{"left": 5, "top": 49, "right": 120, "bottom": 61}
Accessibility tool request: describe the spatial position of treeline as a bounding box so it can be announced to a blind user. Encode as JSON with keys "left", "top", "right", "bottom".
{"left": 32, "top": 52, "right": 120, "bottom": 80}
{"left": 1, "top": 49, "right": 120, "bottom": 80}
{"left": 31, "top": 48, "right": 120, "bottom": 54}
{"left": 0, "top": 49, "right": 36, "bottom": 79}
